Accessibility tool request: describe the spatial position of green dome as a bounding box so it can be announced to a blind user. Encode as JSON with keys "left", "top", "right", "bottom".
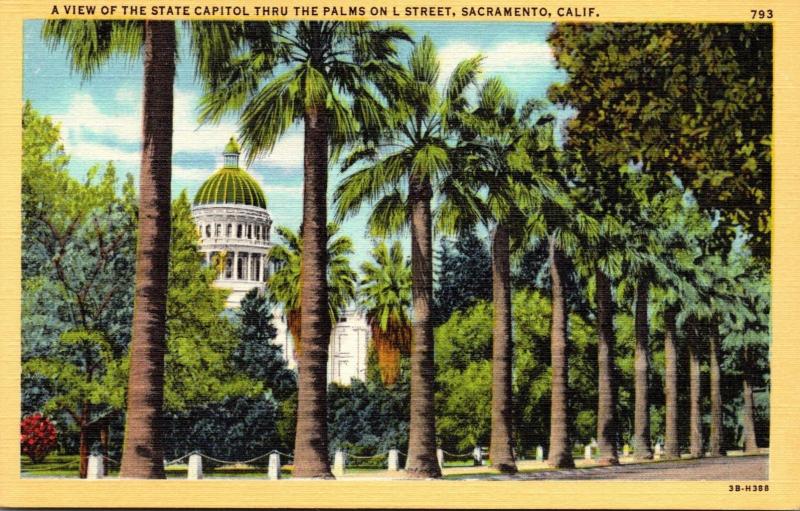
{"left": 194, "top": 167, "right": 267, "bottom": 209}
{"left": 194, "top": 139, "right": 267, "bottom": 209}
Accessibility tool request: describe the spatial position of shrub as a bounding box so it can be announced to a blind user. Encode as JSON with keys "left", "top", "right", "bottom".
{"left": 21, "top": 413, "right": 57, "bottom": 463}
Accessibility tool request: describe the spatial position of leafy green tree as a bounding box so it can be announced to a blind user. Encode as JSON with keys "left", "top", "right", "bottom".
{"left": 196, "top": 21, "right": 411, "bottom": 477}
{"left": 164, "top": 193, "right": 258, "bottom": 411}
{"left": 359, "top": 241, "right": 412, "bottom": 385}
{"left": 548, "top": 23, "right": 772, "bottom": 257}
{"left": 335, "top": 36, "right": 482, "bottom": 478}
{"left": 43, "top": 19, "right": 177, "bottom": 478}
{"left": 434, "top": 289, "right": 599, "bottom": 456}
{"left": 22, "top": 104, "right": 136, "bottom": 477}
{"left": 24, "top": 331, "right": 126, "bottom": 477}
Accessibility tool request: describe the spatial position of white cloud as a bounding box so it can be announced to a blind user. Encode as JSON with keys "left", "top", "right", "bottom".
{"left": 173, "top": 165, "right": 212, "bottom": 182}
{"left": 262, "top": 183, "right": 303, "bottom": 197}
{"left": 114, "top": 88, "right": 138, "bottom": 103}
{"left": 437, "top": 40, "right": 555, "bottom": 84}
{"left": 52, "top": 92, "right": 141, "bottom": 160}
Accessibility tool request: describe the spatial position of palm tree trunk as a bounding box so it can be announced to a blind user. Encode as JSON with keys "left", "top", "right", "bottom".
{"left": 119, "top": 20, "right": 174, "bottom": 479}
{"left": 547, "top": 234, "right": 574, "bottom": 469}
{"left": 688, "top": 325, "right": 703, "bottom": 458}
{"left": 631, "top": 277, "right": 653, "bottom": 460}
{"left": 490, "top": 222, "right": 516, "bottom": 473}
{"left": 741, "top": 351, "right": 760, "bottom": 453}
{"left": 292, "top": 96, "right": 333, "bottom": 478}
{"left": 708, "top": 320, "right": 724, "bottom": 457}
{"left": 595, "top": 267, "right": 618, "bottom": 466}
{"left": 405, "top": 173, "right": 441, "bottom": 479}
{"left": 663, "top": 306, "right": 680, "bottom": 459}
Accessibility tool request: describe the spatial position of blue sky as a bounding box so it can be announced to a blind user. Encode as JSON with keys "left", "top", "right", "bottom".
{"left": 23, "top": 21, "right": 566, "bottom": 268}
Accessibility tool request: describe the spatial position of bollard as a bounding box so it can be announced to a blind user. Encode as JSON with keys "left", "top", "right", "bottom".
{"left": 654, "top": 443, "right": 663, "bottom": 459}
{"left": 387, "top": 449, "right": 399, "bottom": 472}
{"left": 536, "top": 445, "right": 544, "bottom": 462}
{"left": 188, "top": 453, "right": 203, "bottom": 480}
{"left": 436, "top": 448, "right": 444, "bottom": 470}
{"left": 268, "top": 453, "right": 281, "bottom": 480}
{"left": 584, "top": 444, "right": 593, "bottom": 461}
{"left": 86, "top": 454, "right": 104, "bottom": 479}
{"left": 623, "top": 444, "right": 631, "bottom": 457}
{"left": 472, "top": 446, "right": 482, "bottom": 466}
{"left": 332, "top": 450, "right": 346, "bottom": 477}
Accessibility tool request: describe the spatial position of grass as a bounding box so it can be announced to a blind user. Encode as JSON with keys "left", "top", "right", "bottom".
{"left": 21, "top": 454, "right": 293, "bottom": 479}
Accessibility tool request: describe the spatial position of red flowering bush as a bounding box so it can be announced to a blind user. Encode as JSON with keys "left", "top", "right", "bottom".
{"left": 21, "top": 413, "right": 57, "bottom": 463}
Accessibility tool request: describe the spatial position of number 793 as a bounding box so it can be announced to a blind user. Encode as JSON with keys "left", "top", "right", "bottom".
{"left": 751, "top": 9, "right": 773, "bottom": 19}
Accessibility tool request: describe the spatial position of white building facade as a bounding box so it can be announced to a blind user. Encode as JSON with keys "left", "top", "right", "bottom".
{"left": 191, "top": 139, "right": 368, "bottom": 385}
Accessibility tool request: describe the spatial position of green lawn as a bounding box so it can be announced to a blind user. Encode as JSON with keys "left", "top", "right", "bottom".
{"left": 21, "top": 454, "right": 293, "bottom": 479}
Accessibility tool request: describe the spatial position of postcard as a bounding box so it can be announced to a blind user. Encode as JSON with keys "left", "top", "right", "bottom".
{"left": 0, "top": 0, "right": 797, "bottom": 508}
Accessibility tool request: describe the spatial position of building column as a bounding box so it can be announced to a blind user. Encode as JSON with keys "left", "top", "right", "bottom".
{"left": 259, "top": 254, "right": 265, "bottom": 282}
{"left": 233, "top": 251, "right": 239, "bottom": 280}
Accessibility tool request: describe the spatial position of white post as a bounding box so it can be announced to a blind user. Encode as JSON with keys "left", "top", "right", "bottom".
{"left": 268, "top": 453, "right": 281, "bottom": 480}
{"left": 86, "top": 454, "right": 104, "bottom": 479}
{"left": 623, "top": 444, "right": 631, "bottom": 457}
{"left": 584, "top": 444, "right": 593, "bottom": 461}
{"left": 387, "top": 449, "right": 399, "bottom": 472}
{"left": 536, "top": 445, "right": 544, "bottom": 462}
{"left": 332, "top": 450, "right": 346, "bottom": 477}
{"left": 472, "top": 446, "right": 482, "bottom": 466}
{"left": 436, "top": 448, "right": 444, "bottom": 470}
{"left": 654, "top": 442, "right": 663, "bottom": 459}
{"left": 188, "top": 454, "right": 203, "bottom": 480}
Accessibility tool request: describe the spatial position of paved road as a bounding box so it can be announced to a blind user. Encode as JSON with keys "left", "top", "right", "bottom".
{"left": 457, "top": 455, "right": 768, "bottom": 481}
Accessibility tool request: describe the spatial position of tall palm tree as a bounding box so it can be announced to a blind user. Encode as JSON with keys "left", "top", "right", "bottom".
{"left": 569, "top": 157, "right": 628, "bottom": 466}
{"left": 334, "top": 36, "right": 482, "bottom": 478}
{"left": 197, "top": 21, "right": 410, "bottom": 477}
{"left": 42, "top": 20, "right": 176, "bottom": 478}
{"left": 440, "top": 78, "right": 556, "bottom": 474}
{"left": 268, "top": 223, "right": 357, "bottom": 356}
{"left": 528, "top": 150, "right": 596, "bottom": 469}
{"left": 359, "top": 241, "right": 412, "bottom": 386}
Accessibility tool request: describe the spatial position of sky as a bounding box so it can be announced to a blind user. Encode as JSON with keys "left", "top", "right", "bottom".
{"left": 23, "top": 20, "right": 567, "bottom": 268}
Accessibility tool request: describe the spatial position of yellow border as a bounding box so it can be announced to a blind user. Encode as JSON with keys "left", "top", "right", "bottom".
{"left": 1, "top": 0, "right": 798, "bottom": 508}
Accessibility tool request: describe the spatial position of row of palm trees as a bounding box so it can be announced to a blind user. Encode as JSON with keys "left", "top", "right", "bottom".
{"left": 43, "top": 20, "right": 765, "bottom": 479}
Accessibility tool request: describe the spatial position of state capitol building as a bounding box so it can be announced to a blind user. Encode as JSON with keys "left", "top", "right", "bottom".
{"left": 190, "top": 138, "right": 368, "bottom": 385}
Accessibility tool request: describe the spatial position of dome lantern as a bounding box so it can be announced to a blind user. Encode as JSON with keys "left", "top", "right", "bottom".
{"left": 223, "top": 136, "right": 241, "bottom": 168}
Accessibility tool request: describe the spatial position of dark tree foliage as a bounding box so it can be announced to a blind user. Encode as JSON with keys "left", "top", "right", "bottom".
{"left": 327, "top": 369, "right": 411, "bottom": 457}
{"left": 164, "top": 396, "right": 281, "bottom": 462}
{"left": 433, "top": 229, "right": 492, "bottom": 325}
{"left": 233, "top": 288, "right": 297, "bottom": 402}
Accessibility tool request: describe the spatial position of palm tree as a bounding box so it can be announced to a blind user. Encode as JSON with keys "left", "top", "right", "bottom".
{"left": 440, "top": 78, "right": 556, "bottom": 474}
{"left": 359, "top": 241, "right": 412, "bottom": 385}
{"left": 42, "top": 20, "right": 176, "bottom": 478}
{"left": 197, "top": 21, "right": 410, "bottom": 477}
{"left": 334, "top": 36, "right": 482, "bottom": 478}
{"left": 268, "top": 223, "right": 357, "bottom": 357}
{"left": 530, "top": 150, "right": 595, "bottom": 469}
{"left": 569, "top": 157, "right": 628, "bottom": 466}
